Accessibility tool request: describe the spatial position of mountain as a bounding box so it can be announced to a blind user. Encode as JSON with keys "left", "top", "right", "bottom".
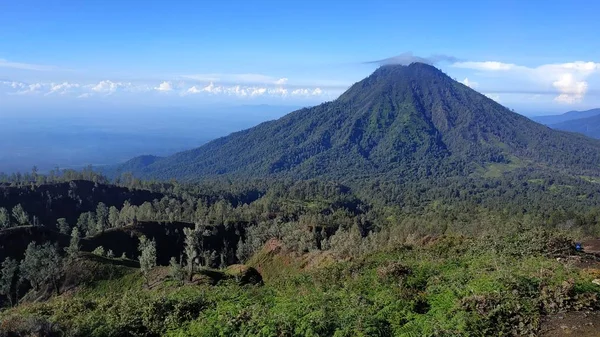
{"left": 531, "top": 108, "right": 600, "bottom": 125}
{"left": 117, "top": 63, "right": 600, "bottom": 182}
{"left": 550, "top": 113, "right": 600, "bottom": 139}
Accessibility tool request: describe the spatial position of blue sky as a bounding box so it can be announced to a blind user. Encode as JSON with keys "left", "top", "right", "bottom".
{"left": 1, "top": 0, "right": 599, "bottom": 114}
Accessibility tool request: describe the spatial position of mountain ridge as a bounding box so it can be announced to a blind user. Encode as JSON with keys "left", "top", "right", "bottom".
{"left": 550, "top": 113, "right": 600, "bottom": 139}
{"left": 531, "top": 108, "right": 600, "bottom": 125}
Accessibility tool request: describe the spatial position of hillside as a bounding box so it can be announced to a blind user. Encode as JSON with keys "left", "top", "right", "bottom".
{"left": 531, "top": 108, "right": 600, "bottom": 125}
{"left": 118, "top": 63, "right": 600, "bottom": 182}
{"left": 550, "top": 113, "right": 600, "bottom": 139}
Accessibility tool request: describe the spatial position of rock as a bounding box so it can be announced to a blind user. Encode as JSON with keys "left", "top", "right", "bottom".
{"left": 592, "top": 279, "right": 600, "bottom": 286}
{"left": 225, "top": 264, "right": 263, "bottom": 285}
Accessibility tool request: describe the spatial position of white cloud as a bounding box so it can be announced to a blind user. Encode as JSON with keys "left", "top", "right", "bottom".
{"left": 90, "top": 80, "right": 130, "bottom": 94}
{"left": 484, "top": 93, "right": 501, "bottom": 103}
{"left": 2, "top": 76, "right": 331, "bottom": 101}
{"left": 250, "top": 87, "right": 267, "bottom": 96}
{"left": 183, "top": 73, "right": 292, "bottom": 86}
{"left": 461, "top": 78, "right": 478, "bottom": 88}
{"left": 46, "top": 82, "right": 80, "bottom": 95}
{"left": 454, "top": 61, "right": 516, "bottom": 71}
{"left": 154, "top": 81, "right": 173, "bottom": 92}
{"left": 453, "top": 60, "right": 600, "bottom": 104}
{"left": 186, "top": 86, "right": 202, "bottom": 94}
{"left": 552, "top": 73, "right": 588, "bottom": 103}
{"left": 291, "top": 88, "right": 324, "bottom": 96}
{"left": 268, "top": 87, "right": 288, "bottom": 96}
{"left": 16, "top": 83, "right": 46, "bottom": 95}
{"left": 0, "top": 59, "right": 57, "bottom": 71}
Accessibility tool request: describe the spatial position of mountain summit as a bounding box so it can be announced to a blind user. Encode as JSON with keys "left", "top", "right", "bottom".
{"left": 120, "top": 63, "right": 600, "bottom": 181}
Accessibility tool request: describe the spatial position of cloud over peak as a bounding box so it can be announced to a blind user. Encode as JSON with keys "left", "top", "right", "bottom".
{"left": 365, "top": 52, "right": 460, "bottom": 66}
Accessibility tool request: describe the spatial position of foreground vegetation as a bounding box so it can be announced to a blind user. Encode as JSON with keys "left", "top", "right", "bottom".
{"left": 1, "top": 226, "right": 599, "bottom": 337}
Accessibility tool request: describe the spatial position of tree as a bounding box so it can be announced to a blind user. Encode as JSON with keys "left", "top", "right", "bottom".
{"left": 0, "top": 207, "right": 11, "bottom": 229}
{"left": 19, "top": 242, "right": 62, "bottom": 293}
{"left": 183, "top": 228, "right": 198, "bottom": 281}
{"left": 0, "top": 257, "right": 18, "bottom": 307}
{"left": 95, "top": 202, "right": 109, "bottom": 233}
{"left": 11, "top": 204, "right": 29, "bottom": 226}
{"left": 108, "top": 206, "right": 120, "bottom": 228}
{"left": 56, "top": 218, "right": 70, "bottom": 235}
{"left": 65, "top": 227, "right": 80, "bottom": 260}
{"left": 138, "top": 236, "right": 157, "bottom": 286}
{"left": 92, "top": 246, "right": 105, "bottom": 256}
{"left": 169, "top": 257, "right": 184, "bottom": 285}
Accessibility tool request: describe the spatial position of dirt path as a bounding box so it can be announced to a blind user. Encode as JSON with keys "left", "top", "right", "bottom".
{"left": 539, "top": 239, "right": 600, "bottom": 337}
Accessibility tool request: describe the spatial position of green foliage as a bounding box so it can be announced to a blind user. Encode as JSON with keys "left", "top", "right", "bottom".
{"left": 183, "top": 227, "right": 198, "bottom": 281}
{"left": 19, "top": 242, "right": 62, "bottom": 292}
{"left": 138, "top": 236, "right": 157, "bottom": 285}
{"left": 56, "top": 217, "right": 70, "bottom": 234}
{"left": 0, "top": 257, "right": 18, "bottom": 307}
{"left": 0, "top": 207, "right": 11, "bottom": 229}
{"left": 11, "top": 204, "right": 29, "bottom": 226}
{"left": 92, "top": 246, "right": 105, "bottom": 257}
{"left": 3, "top": 228, "right": 597, "bottom": 337}
{"left": 169, "top": 257, "right": 184, "bottom": 285}
{"left": 65, "top": 227, "right": 81, "bottom": 260}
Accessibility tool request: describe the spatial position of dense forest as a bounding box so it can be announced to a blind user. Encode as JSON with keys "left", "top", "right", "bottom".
{"left": 0, "top": 166, "right": 599, "bottom": 336}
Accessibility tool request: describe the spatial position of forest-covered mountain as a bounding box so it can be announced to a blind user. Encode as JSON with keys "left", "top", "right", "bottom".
{"left": 531, "top": 108, "right": 600, "bottom": 125}
{"left": 116, "top": 63, "right": 600, "bottom": 182}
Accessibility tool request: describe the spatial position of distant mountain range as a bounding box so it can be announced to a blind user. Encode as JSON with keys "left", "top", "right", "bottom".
{"left": 549, "top": 114, "right": 600, "bottom": 139}
{"left": 531, "top": 108, "right": 600, "bottom": 125}
{"left": 112, "top": 63, "right": 600, "bottom": 183}
{"left": 532, "top": 109, "right": 600, "bottom": 139}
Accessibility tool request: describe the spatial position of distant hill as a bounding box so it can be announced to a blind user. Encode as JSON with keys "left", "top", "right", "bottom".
{"left": 116, "top": 63, "right": 600, "bottom": 182}
{"left": 550, "top": 113, "right": 600, "bottom": 139}
{"left": 531, "top": 108, "right": 600, "bottom": 125}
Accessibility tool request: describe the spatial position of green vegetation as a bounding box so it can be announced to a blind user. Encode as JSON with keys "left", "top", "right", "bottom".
{"left": 1, "top": 228, "right": 598, "bottom": 336}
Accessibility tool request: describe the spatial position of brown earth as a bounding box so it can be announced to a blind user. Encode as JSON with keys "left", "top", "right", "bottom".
{"left": 539, "top": 311, "right": 600, "bottom": 337}
{"left": 539, "top": 239, "right": 600, "bottom": 336}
